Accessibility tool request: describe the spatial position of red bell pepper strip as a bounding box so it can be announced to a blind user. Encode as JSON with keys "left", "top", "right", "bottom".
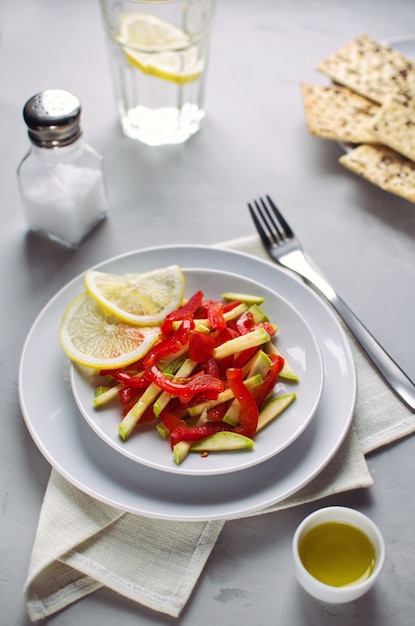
{"left": 147, "top": 365, "right": 224, "bottom": 399}
{"left": 236, "top": 311, "right": 256, "bottom": 335}
{"left": 202, "top": 300, "right": 227, "bottom": 331}
{"left": 222, "top": 301, "right": 241, "bottom": 313}
{"left": 160, "top": 410, "right": 187, "bottom": 434}
{"left": 214, "top": 326, "right": 240, "bottom": 375}
{"left": 111, "top": 370, "right": 150, "bottom": 388}
{"left": 161, "top": 290, "right": 204, "bottom": 334}
{"left": 143, "top": 318, "right": 193, "bottom": 368}
{"left": 119, "top": 387, "right": 141, "bottom": 406}
{"left": 253, "top": 354, "right": 285, "bottom": 407}
{"left": 215, "top": 325, "right": 240, "bottom": 345}
{"left": 188, "top": 329, "right": 216, "bottom": 362}
{"left": 235, "top": 312, "right": 276, "bottom": 338}
{"left": 121, "top": 393, "right": 140, "bottom": 415}
{"left": 170, "top": 422, "right": 231, "bottom": 448}
{"left": 184, "top": 388, "right": 223, "bottom": 407}
{"left": 203, "top": 356, "right": 220, "bottom": 379}
{"left": 226, "top": 367, "right": 258, "bottom": 438}
{"left": 161, "top": 398, "right": 188, "bottom": 419}
{"left": 207, "top": 402, "right": 230, "bottom": 422}
{"left": 260, "top": 322, "right": 277, "bottom": 337}
{"left": 233, "top": 346, "right": 259, "bottom": 368}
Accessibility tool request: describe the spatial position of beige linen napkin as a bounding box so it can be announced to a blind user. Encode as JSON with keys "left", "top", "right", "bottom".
{"left": 24, "top": 236, "right": 415, "bottom": 622}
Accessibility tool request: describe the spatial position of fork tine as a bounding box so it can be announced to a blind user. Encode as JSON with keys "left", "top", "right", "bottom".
{"left": 259, "top": 197, "right": 285, "bottom": 242}
{"left": 248, "top": 196, "right": 290, "bottom": 246}
{"left": 265, "top": 195, "right": 294, "bottom": 239}
{"left": 248, "top": 200, "right": 281, "bottom": 245}
{"left": 248, "top": 201, "right": 272, "bottom": 247}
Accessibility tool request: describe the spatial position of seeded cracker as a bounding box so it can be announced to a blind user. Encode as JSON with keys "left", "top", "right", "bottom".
{"left": 339, "top": 144, "right": 415, "bottom": 203}
{"left": 370, "top": 91, "right": 415, "bottom": 162}
{"left": 300, "top": 83, "right": 379, "bottom": 143}
{"left": 317, "top": 34, "right": 415, "bottom": 104}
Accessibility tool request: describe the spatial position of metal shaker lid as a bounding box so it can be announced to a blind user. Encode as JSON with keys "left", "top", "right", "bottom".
{"left": 23, "top": 89, "right": 82, "bottom": 148}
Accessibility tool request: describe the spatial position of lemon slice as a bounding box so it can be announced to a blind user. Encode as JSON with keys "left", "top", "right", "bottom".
{"left": 59, "top": 292, "right": 160, "bottom": 369}
{"left": 84, "top": 264, "right": 185, "bottom": 326}
{"left": 117, "top": 13, "right": 204, "bottom": 85}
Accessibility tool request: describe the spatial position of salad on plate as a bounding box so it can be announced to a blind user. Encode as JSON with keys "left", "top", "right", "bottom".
{"left": 59, "top": 265, "right": 305, "bottom": 467}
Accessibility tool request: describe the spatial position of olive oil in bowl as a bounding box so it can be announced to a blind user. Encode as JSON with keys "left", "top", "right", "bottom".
{"left": 293, "top": 506, "right": 385, "bottom": 603}
{"left": 299, "top": 521, "right": 376, "bottom": 587}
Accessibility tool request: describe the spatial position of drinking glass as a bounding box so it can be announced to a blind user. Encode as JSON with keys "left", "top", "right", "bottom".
{"left": 99, "top": 0, "right": 216, "bottom": 146}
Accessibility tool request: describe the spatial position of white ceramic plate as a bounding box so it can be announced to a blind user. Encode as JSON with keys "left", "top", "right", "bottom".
{"left": 70, "top": 268, "right": 324, "bottom": 476}
{"left": 386, "top": 34, "right": 415, "bottom": 57}
{"left": 18, "top": 245, "right": 356, "bottom": 521}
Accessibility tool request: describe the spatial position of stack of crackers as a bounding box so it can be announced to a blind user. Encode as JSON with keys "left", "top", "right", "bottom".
{"left": 301, "top": 34, "right": 415, "bottom": 203}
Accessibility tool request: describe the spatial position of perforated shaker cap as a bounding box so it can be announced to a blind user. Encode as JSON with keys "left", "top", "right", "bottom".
{"left": 23, "top": 89, "right": 82, "bottom": 148}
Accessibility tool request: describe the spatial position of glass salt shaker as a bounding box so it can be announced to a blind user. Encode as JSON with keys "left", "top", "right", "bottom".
{"left": 17, "top": 89, "right": 108, "bottom": 248}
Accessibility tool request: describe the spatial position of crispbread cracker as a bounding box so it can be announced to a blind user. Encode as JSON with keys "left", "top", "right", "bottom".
{"left": 339, "top": 144, "right": 415, "bottom": 202}
{"left": 370, "top": 91, "right": 415, "bottom": 161}
{"left": 317, "top": 35, "right": 415, "bottom": 104}
{"left": 300, "top": 83, "right": 379, "bottom": 143}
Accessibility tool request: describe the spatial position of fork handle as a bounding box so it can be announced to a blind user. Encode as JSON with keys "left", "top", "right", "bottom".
{"left": 281, "top": 250, "right": 415, "bottom": 411}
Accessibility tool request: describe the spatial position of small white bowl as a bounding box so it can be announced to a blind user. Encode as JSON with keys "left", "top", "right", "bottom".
{"left": 292, "top": 506, "right": 385, "bottom": 603}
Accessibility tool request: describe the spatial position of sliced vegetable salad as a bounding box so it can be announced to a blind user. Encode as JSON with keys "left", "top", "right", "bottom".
{"left": 93, "top": 289, "right": 298, "bottom": 465}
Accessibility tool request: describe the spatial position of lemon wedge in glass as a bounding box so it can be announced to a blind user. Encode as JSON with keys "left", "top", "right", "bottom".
{"left": 117, "top": 13, "right": 204, "bottom": 85}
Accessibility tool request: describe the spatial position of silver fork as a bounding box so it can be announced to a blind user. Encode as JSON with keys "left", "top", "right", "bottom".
{"left": 248, "top": 195, "right": 415, "bottom": 411}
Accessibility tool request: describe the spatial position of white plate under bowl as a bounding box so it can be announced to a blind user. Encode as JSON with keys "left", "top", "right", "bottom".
{"left": 70, "top": 268, "right": 324, "bottom": 476}
{"left": 18, "top": 245, "right": 356, "bottom": 521}
{"left": 385, "top": 34, "right": 415, "bottom": 57}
